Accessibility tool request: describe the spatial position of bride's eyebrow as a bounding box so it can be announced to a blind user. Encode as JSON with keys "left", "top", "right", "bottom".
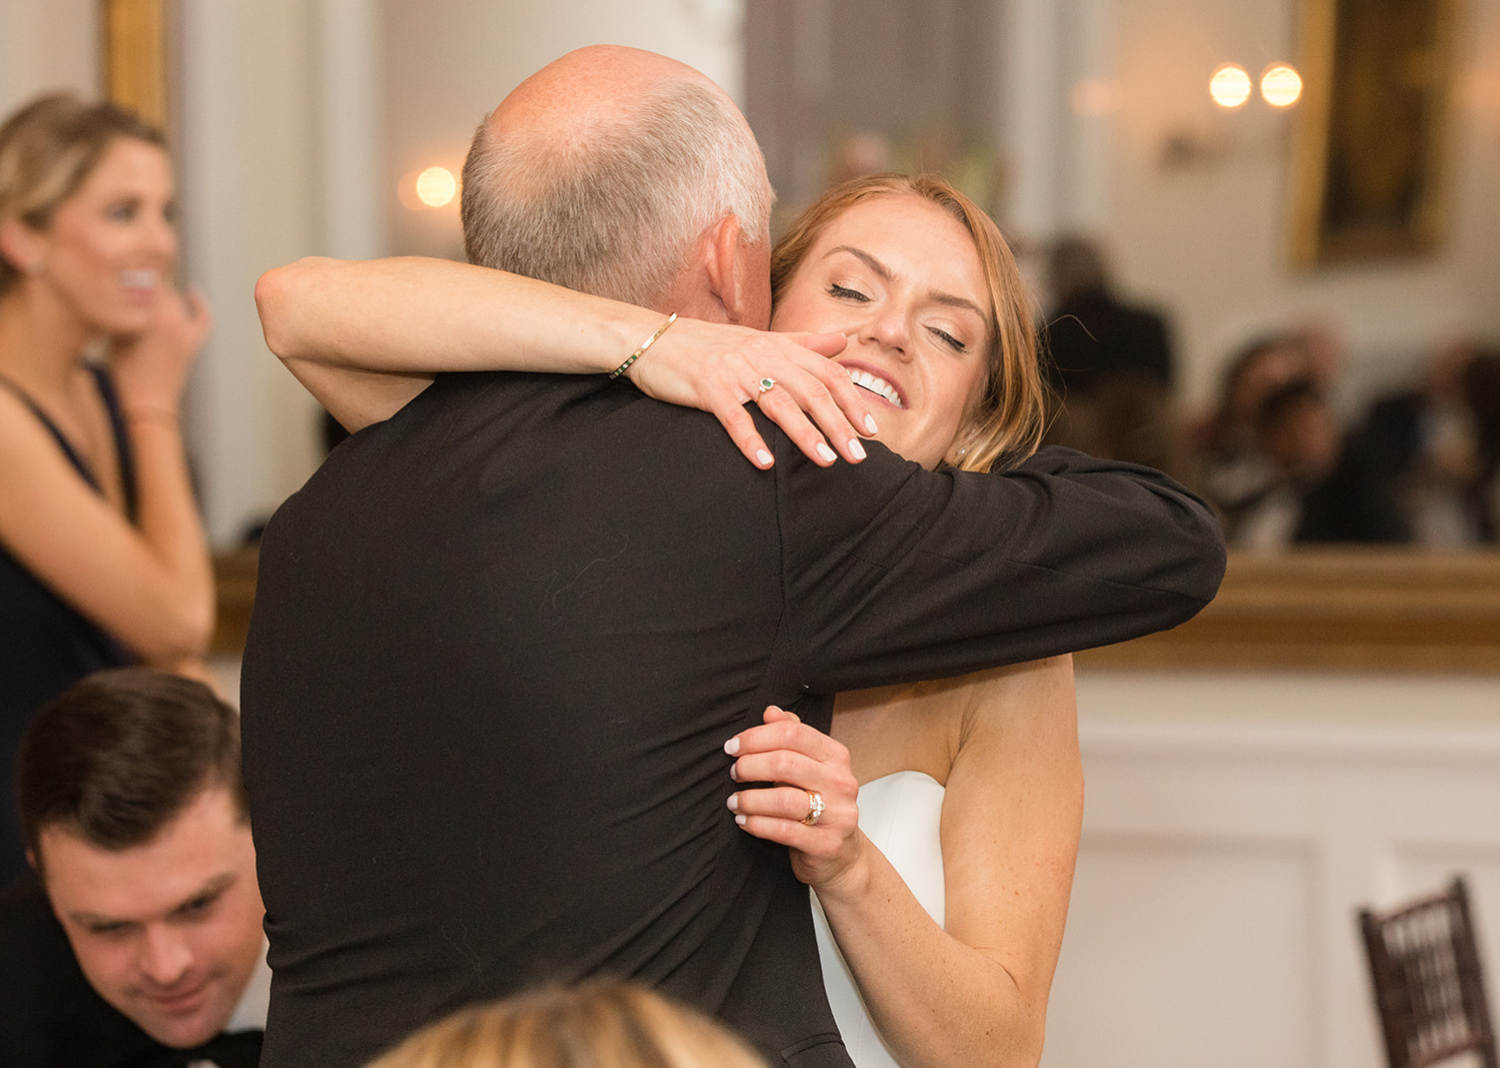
{"left": 929, "top": 290, "right": 986, "bottom": 319}
{"left": 825, "top": 245, "right": 892, "bottom": 281}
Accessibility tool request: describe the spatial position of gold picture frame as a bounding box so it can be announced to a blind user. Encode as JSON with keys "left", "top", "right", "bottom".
{"left": 211, "top": 546, "right": 1500, "bottom": 673}
{"left": 1290, "top": 0, "right": 1461, "bottom": 267}
{"left": 102, "top": 0, "right": 168, "bottom": 130}
{"left": 1079, "top": 549, "right": 1500, "bottom": 673}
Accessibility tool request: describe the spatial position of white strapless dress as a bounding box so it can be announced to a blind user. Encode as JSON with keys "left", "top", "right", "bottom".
{"left": 811, "top": 770, "right": 945, "bottom": 1068}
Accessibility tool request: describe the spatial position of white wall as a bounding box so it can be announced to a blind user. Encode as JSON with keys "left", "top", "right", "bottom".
{"left": 175, "top": 0, "right": 389, "bottom": 544}
{"left": 1045, "top": 667, "right": 1500, "bottom": 1067}
{"left": 0, "top": 0, "right": 98, "bottom": 113}
{"left": 382, "top": 0, "right": 746, "bottom": 258}
{"left": 175, "top": 1, "right": 326, "bottom": 544}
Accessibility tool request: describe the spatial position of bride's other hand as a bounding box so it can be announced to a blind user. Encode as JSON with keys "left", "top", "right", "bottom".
{"left": 628, "top": 323, "right": 877, "bottom": 470}
{"left": 723, "top": 706, "right": 865, "bottom": 889}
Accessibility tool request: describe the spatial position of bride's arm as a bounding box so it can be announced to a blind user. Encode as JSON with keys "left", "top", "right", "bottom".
{"left": 726, "top": 658, "right": 1081, "bottom": 1068}
{"left": 254, "top": 256, "right": 875, "bottom": 468}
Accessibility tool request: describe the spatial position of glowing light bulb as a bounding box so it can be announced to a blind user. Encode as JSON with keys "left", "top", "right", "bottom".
{"left": 415, "top": 166, "right": 457, "bottom": 207}
{"left": 1210, "top": 64, "right": 1252, "bottom": 109}
{"left": 1260, "top": 63, "right": 1303, "bottom": 107}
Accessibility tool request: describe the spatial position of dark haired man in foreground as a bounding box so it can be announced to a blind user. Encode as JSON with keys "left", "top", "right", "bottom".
{"left": 0, "top": 669, "right": 266, "bottom": 1067}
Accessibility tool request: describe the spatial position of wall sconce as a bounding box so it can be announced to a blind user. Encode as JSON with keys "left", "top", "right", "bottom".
{"left": 398, "top": 165, "right": 459, "bottom": 210}
{"left": 1159, "top": 60, "right": 1302, "bottom": 171}
{"left": 1260, "top": 64, "right": 1303, "bottom": 108}
{"left": 1211, "top": 64, "right": 1253, "bottom": 109}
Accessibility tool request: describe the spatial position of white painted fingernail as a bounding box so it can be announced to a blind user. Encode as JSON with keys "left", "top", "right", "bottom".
{"left": 724, "top": 737, "right": 740, "bottom": 756}
{"left": 864, "top": 414, "right": 879, "bottom": 435}
{"left": 756, "top": 449, "right": 773, "bottom": 468}
{"left": 734, "top": 814, "right": 747, "bottom": 826}
{"left": 726, "top": 793, "right": 739, "bottom": 811}
{"left": 848, "top": 438, "right": 866, "bottom": 461}
{"left": 816, "top": 443, "right": 837, "bottom": 464}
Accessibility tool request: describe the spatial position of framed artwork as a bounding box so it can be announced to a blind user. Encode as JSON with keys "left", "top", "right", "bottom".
{"left": 1291, "top": 0, "right": 1461, "bottom": 266}
{"left": 102, "top": 0, "right": 168, "bottom": 129}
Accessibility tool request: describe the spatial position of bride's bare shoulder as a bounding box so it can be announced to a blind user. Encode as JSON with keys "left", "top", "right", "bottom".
{"left": 831, "top": 657, "right": 1075, "bottom": 786}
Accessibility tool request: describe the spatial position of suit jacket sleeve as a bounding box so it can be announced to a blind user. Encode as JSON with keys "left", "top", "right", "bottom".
{"left": 775, "top": 440, "right": 1226, "bottom": 693}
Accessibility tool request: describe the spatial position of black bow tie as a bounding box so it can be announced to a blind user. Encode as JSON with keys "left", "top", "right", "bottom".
{"left": 136, "top": 1029, "right": 264, "bottom": 1068}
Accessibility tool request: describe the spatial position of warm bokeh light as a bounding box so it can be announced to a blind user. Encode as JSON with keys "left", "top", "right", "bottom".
{"left": 415, "top": 166, "right": 457, "bottom": 207}
{"left": 1260, "top": 63, "right": 1303, "bottom": 108}
{"left": 1210, "top": 64, "right": 1253, "bottom": 109}
{"left": 1070, "top": 78, "right": 1119, "bottom": 117}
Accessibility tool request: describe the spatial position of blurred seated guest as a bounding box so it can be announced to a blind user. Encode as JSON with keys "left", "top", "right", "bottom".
{"left": 0, "top": 93, "right": 214, "bottom": 883}
{"left": 1041, "top": 235, "right": 1174, "bottom": 398}
{"left": 1359, "top": 340, "right": 1500, "bottom": 547}
{"left": 1233, "top": 377, "right": 1408, "bottom": 550}
{"left": 0, "top": 668, "right": 266, "bottom": 1067}
{"left": 1195, "top": 334, "right": 1314, "bottom": 531}
{"left": 1287, "top": 321, "right": 1345, "bottom": 395}
{"left": 1041, "top": 236, "right": 1180, "bottom": 471}
{"left": 365, "top": 979, "right": 768, "bottom": 1068}
{"left": 1469, "top": 350, "right": 1500, "bottom": 539}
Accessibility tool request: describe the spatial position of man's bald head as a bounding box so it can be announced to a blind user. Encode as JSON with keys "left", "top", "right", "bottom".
{"left": 460, "top": 45, "right": 772, "bottom": 312}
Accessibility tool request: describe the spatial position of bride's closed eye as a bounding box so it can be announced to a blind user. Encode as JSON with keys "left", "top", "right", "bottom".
{"left": 928, "top": 326, "right": 966, "bottom": 352}
{"left": 828, "top": 282, "right": 869, "bottom": 302}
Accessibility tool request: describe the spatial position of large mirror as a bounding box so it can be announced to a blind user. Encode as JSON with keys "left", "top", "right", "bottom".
{"left": 735, "top": 0, "right": 1500, "bottom": 670}
{"left": 71, "top": 0, "right": 1500, "bottom": 669}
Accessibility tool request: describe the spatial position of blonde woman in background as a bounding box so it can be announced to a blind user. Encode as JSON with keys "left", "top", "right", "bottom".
{"left": 0, "top": 93, "right": 213, "bottom": 883}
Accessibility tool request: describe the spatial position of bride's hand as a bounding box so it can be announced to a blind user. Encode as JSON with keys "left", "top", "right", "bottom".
{"left": 723, "top": 706, "right": 866, "bottom": 889}
{"left": 626, "top": 321, "right": 878, "bottom": 469}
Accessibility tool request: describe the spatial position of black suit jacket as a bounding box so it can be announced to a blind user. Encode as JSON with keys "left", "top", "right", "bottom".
{"left": 241, "top": 370, "right": 1224, "bottom": 1068}
{"left": 0, "top": 877, "right": 262, "bottom": 1068}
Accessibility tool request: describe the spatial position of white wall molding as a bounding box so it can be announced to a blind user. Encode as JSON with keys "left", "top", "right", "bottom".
{"left": 1043, "top": 685, "right": 1500, "bottom": 1067}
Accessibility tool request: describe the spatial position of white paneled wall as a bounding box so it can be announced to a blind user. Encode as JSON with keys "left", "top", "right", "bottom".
{"left": 1043, "top": 669, "right": 1500, "bottom": 1067}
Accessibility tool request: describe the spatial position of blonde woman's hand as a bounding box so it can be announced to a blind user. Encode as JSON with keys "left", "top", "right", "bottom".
{"left": 112, "top": 285, "right": 213, "bottom": 414}
{"left": 723, "top": 706, "right": 867, "bottom": 891}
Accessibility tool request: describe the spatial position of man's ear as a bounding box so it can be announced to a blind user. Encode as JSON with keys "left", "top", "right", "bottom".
{"left": 702, "top": 213, "right": 753, "bottom": 325}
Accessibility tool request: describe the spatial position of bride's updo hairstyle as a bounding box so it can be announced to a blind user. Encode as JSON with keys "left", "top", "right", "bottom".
{"left": 0, "top": 92, "right": 164, "bottom": 298}
{"left": 770, "top": 173, "right": 1045, "bottom": 473}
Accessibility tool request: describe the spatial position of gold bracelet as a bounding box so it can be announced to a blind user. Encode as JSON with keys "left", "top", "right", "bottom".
{"left": 609, "top": 312, "right": 677, "bottom": 380}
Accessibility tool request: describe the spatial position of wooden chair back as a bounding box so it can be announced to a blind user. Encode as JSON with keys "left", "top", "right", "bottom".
{"left": 1360, "top": 876, "right": 1499, "bottom": 1068}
